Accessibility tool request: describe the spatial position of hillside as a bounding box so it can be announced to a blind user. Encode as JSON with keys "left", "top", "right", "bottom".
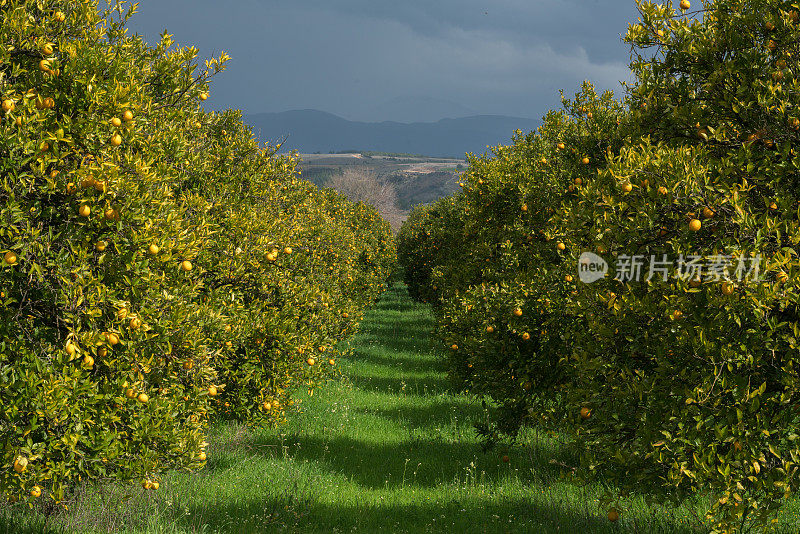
{"left": 245, "top": 110, "right": 540, "bottom": 159}
{"left": 297, "top": 153, "right": 463, "bottom": 226}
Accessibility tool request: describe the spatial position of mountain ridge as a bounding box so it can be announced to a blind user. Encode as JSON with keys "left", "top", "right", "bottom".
{"left": 244, "top": 109, "right": 541, "bottom": 159}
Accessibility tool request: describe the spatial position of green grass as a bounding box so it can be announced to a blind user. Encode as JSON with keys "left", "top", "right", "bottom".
{"left": 4, "top": 283, "right": 800, "bottom": 533}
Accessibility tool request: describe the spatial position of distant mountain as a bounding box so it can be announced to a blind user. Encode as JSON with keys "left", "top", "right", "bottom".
{"left": 354, "top": 96, "right": 477, "bottom": 123}
{"left": 244, "top": 110, "right": 541, "bottom": 159}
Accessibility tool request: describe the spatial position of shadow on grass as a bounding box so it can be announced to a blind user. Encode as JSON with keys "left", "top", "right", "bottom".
{"left": 165, "top": 492, "right": 700, "bottom": 534}
{"left": 371, "top": 398, "right": 484, "bottom": 430}
{"left": 0, "top": 516, "right": 62, "bottom": 534}
{"left": 353, "top": 350, "right": 447, "bottom": 375}
{"left": 348, "top": 373, "right": 454, "bottom": 396}
{"left": 247, "top": 433, "right": 578, "bottom": 491}
{"left": 350, "top": 337, "right": 434, "bottom": 358}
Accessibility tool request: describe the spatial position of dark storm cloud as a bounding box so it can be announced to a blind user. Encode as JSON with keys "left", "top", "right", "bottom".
{"left": 127, "top": 0, "right": 642, "bottom": 121}
{"left": 259, "top": 0, "right": 639, "bottom": 64}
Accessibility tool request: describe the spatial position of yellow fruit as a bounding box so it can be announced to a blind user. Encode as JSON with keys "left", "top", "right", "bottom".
{"left": 521, "top": 204, "right": 528, "bottom": 212}
{"left": 608, "top": 508, "right": 620, "bottom": 522}
{"left": 621, "top": 183, "right": 633, "bottom": 193}
{"left": 183, "top": 360, "right": 193, "bottom": 370}
{"left": 125, "top": 389, "right": 136, "bottom": 399}
{"left": 181, "top": 260, "right": 193, "bottom": 272}
{"left": 486, "top": 326, "right": 494, "bottom": 334}
{"left": 557, "top": 142, "right": 565, "bottom": 150}
{"left": 41, "top": 43, "right": 54, "bottom": 56}
{"left": 199, "top": 92, "right": 209, "bottom": 101}
{"left": 95, "top": 241, "right": 107, "bottom": 252}
{"left": 97, "top": 346, "right": 108, "bottom": 358}
{"left": 197, "top": 451, "right": 207, "bottom": 461}
{"left": 574, "top": 177, "right": 582, "bottom": 186}
{"left": 208, "top": 386, "right": 218, "bottom": 396}
{"left": 111, "top": 117, "right": 122, "bottom": 127}
{"left": 54, "top": 11, "right": 66, "bottom": 22}
{"left": 721, "top": 283, "right": 735, "bottom": 296}
{"left": 110, "top": 134, "right": 122, "bottom": 146}
{"left": 284, "top": 247, "right": 292, "bottom": 254}
{"left": 30, "top": 486, "right": 42, "bottom": 498}
{"left": 581, "top": 157, "right": 590, "bottom": 165}
{"left": 78, "top": 204, "right": 91, "bottom": 217}
{"left": 83, "top": 355, "right": 94, "bottom": 367}
{"left": 451, "top": 344, "right": 458, "bottom": 350}
{"left": 557, "top": 242, "right": 566, "bottom": 251}
{"left": 580, "top": 407, "right": 591, "bottom": 419}
{"left": 152, "top": 481, "right": 159, "bottom": 490}
{"left": 679, "top": 0, "right": 690, "bottom": 10}
{"left": 522, "top": 332, "right": 531, "bottom": 340}
{"left": 328, "top": 358, "right": 335, "bottom": 366}
{"left": 688, "top": 219, "right": 702, "bottom": 232}
{"left": 564, "top": 275, "right": 574, "bottom": 282}
{"left": 106, "top": 333, "right": 120, "bottom": 345}
{"left": 513, "top": 308, "right": 523, "bottom": 317}
{"left": 266, "top": 253, "right": 276, "bottom": 262}
{"left": 39, "top": 59, "right": 51, "bottom": 72}
{"left": 104, "top": 208, "right": 118, "bottom": 221}
{"left": 148, "top": 244, "right": 160, "bottom": 255}
{"left": 66, "top": 342, "right": 77, "bottom": 356}
{"left": 3, "top": 251, "right": 17, "bottom": 265}
{"left": 1, "top": 99, "right": 14, "bottom": 112}
{"left": 263, "top": 402, "right": 272, "bottom": 411}
{"left": 130, "top": 318, "right": 142, "bottom": 330}
{"left": 13, "top": 456, "right": 28, "bottom": 473}
{"left": 137, "top": 393, "right": 149, "bottom": 404}
{"left": 307, "top": 357, "right": 316, "bottom": 366}
{"left": 123, "top": 110, "right": 134, "bottom": 122}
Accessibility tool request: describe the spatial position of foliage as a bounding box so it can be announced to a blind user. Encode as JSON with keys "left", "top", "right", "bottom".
{"left": 0, "top": 0, "right": 394, "bottom": 506}
{"left": 398, "top": 1, "right": 800, "bottom": 531}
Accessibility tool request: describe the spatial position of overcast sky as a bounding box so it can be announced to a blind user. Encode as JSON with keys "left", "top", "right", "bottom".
{"left": 127, "top": 0, "right": 641, "bottom": 123}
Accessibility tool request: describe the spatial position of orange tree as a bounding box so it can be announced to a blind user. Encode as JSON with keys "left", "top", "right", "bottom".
{"left": 0, "top": 1, "right": 230, "bottom": 503}
{"left": 0, "top": 0, "right": 395, "bottom": 507}
{"left": 398, "top": 83, "right": 626, "bottom": 438}
{"left": 187, "top": 111, "right": 395, "bottom": 424}
{"left": 396, "top": 196, "right": 467, "bottom": 304}
{"left": 553, "top": 0, "right": 800, "bottom": 530}
{"left": 400, "top": 0, "right": 800, "bottom": 530}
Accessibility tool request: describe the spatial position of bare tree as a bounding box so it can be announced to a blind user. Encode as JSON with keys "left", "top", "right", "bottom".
{"left": 327, "top": 167, "right": 407, "bottom": 231}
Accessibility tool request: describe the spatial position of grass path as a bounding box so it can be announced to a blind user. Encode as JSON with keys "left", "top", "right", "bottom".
{"left": 11, "top": 282, "right": 797, "bottom": 533}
